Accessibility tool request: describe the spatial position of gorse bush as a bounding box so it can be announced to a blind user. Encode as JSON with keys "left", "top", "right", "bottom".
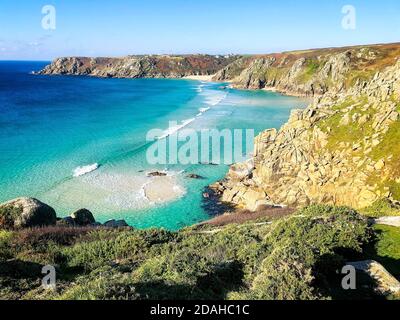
{"left": 0, "top": 205, "right": 378, "bottom": 300}
{"left": 229, "top": 205, "right": 370, "bottom": 300}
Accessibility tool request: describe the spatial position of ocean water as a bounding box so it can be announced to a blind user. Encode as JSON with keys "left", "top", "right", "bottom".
{"left": 0, "top": 61, "right": 309, "bottom": 230}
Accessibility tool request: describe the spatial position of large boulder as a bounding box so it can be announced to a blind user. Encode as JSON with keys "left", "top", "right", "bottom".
{"left": 0, "top": 198, "right": 57, "bottom": 229}
{"left": 70, "top": 209, "right": 95, "bottom": 226}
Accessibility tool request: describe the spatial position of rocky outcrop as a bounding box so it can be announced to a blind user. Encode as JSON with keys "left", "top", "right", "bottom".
{"left": 213, "top": 43, "right": 400, "bottom": 97}
{"left": 347, "top": 260, "right": 400, "bottom": 295}
{"left": 0, "top": 198, "right": 57, "bottom": 229}
{"left": 212, "top": 59, "right": 400, "bottom": 211}
{"left": 0, "top": 197, "right": 131, "bottom": 230}
{"left": 37, "top": 55, "right": 239, "bottom": 79}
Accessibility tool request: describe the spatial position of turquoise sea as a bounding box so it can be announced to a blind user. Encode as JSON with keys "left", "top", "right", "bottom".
{"left": 0, "top": 61, "right": 309, "bottom": 230}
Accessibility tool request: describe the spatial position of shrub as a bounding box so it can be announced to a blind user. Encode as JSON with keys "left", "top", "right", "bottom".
{"left": 0, "top": 205, "right": 22, "bottom": 229}
{"left": 229, "top": 205, "right": 371, "bottom": 300}
{"left": 0, "top": 230, "right": 13, "bottom": 261}
{"left": 64, "top": 229, "right": 176, "bottom": 271}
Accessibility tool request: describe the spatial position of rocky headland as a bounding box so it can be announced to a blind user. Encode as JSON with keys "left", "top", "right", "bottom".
{"left": 213, "top": 43, "right": 400, "bottom": 96}
{"left": 37, "top": 54, "right": 239, "bottom": 78}
{"left": 210, "top": 44, "right": 400, "bottom": 213}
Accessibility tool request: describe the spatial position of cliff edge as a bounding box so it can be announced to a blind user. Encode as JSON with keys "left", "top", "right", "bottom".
{"left": 212, "top": 56, "right": 400, "bottom": 211}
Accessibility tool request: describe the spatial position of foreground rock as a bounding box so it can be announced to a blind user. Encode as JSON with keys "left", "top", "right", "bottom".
{"left": 0, "top": 198, "right": 56, "bottom": 229}
{"left": 348, "top": 260, "right": 400, "bottom": 295}
{"left": 70, "top": 209, "right": 96, "bottom": 226}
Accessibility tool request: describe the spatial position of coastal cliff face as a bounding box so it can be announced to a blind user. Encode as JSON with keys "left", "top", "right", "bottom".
{"left": 38, "top": 54, "right": 239, "bottom": 78}
{"left": 213, "top": 43, "right": 400, "bottom": 97}
{"left": 212, "top": 58, "right": 400, "bottom": 211}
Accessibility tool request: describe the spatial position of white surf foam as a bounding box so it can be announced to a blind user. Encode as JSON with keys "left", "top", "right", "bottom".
{"left": 196, "top": 84, "right": 205, "bottom": 93}
{"left": 73, "top": 163, "right": 99, "bottom": 177}
{"left": 196, "top": 107, "right": 211, "bottom": 117}
{"left": 158, "top": 118, "right": 196, "bottom": 140}
{"left": 199, "top": 107, "right": 210, "bottom": 113}
{"left": 204, "top": 92, "right": 228, "bottom": 106}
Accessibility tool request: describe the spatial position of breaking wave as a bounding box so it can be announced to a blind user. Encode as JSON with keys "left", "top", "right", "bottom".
{"left": 73, "top": 163, "right": 99, "bottom": 177}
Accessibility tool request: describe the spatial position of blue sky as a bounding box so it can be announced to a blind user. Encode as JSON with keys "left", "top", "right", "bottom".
{"left": 0, "top": 0, "right": 399, "bottom": 60}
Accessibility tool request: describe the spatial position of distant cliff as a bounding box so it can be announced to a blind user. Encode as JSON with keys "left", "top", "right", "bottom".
{"left": 37, "top": 54, "right": 239, "bottom": 78}
{"left": 213, "top": 43, "right": 400, "bottom": 97}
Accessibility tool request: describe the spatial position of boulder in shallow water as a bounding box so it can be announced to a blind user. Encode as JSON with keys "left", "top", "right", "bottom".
{"left": 103, "top": 219, "right": 129, "bottom": 228}
{"left": 0, "top": 197, "right": 56, "bottom": 229}
{"left": 147, "top": 171, "right": 168, "bottom": 177}
{"left": 70, "top": 209, "right": 96, "bottom": 226}
{"left": 186, "top": 173, "right": 205, "bottom": 179}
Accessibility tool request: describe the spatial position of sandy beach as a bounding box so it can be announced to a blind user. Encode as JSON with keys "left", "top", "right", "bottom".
{"left": 183, "top": 74, "right": 215, "bottom": 81}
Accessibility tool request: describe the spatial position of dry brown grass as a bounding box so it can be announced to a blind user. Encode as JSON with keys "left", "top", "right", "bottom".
{"left": 12, "top": 226, "right": 100, "bottom": 247}
{"left": 199, "top": 206, "right": 295, "bottom": 227}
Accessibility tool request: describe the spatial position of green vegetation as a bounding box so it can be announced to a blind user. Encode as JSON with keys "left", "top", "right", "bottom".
{"left": 1, "top": 205, "right": 390, "bottom": 300}
{"left": 0, "top": 205, "right": 22, "bottom": 229}
{"left": 362, "top": 199, "right": 400, "bottom": 217}
{"left": 345, "top": 69, "right": 375, "bottom": 88}
{"left": 370, "top": 119, "right": 400, "bottom": 178}
{"left": 296, "top": 59, "right": 321, "bottom": 83}
{"left": 364, "top": 224, "right": 400, "bottom": 278}
{"left": 318, "top": 97, "right": 373, "bottom": 151}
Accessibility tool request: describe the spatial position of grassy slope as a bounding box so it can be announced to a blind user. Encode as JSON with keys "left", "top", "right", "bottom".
{"left": 2, "top": 205, "right": 396, "bottom": 300}
{"left": 365, "top": 225, "right": 400, "bottom": 278}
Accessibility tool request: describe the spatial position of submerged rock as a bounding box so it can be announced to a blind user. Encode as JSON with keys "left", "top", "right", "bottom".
{"left": 147, "top": 171, "right": 167, "bottom": 177}
{"left": 186, "top": 173, "right": 206, "bottom": 179}
{"left": 0, "top": 197, "right": 56, "bottom": 229}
